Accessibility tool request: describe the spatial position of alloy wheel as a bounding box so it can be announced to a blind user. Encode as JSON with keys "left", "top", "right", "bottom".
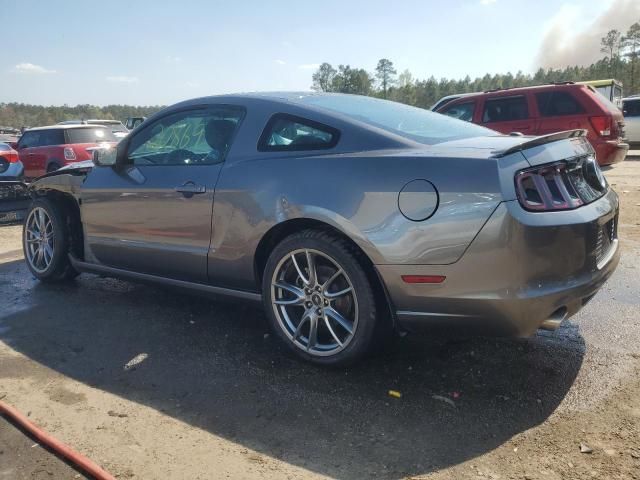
{"left": 271, "top": 248, "right": 358, "bottom": 356}
{"left": 25, "top": 207, "right": 55, "bottom": 273}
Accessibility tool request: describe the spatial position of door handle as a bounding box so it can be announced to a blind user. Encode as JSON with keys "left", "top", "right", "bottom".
{"left": 175, "top": 181, "right": 206, "bottom": 197}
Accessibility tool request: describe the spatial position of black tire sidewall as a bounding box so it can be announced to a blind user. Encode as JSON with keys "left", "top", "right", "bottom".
{"left": 262, "top": 230, "right": 377, "bottom": 367}
{"left": 23, "top": 198, "right": 71, "bottom": 280}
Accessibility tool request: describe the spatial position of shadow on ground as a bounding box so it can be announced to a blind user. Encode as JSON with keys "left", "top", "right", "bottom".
{"left": 0, "top": 259, "right": 585, "bottom": 479}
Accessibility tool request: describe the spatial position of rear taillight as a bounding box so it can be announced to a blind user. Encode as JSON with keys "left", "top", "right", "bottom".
{"left": 64, "top": 147, "right": 76, "bottom": 160}
{"left": 7, "top": 151, "right": 18, "bottom": 163}
{"left": 589, "top": 116, "right": 612, "bottom": 137}
{"left": 515, "top": 156, "right": 606, "bottom": 212}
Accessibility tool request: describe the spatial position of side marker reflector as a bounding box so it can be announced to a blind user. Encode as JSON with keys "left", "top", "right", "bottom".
{"left": 401, "top": 275, "right": 446, "bottom": 284}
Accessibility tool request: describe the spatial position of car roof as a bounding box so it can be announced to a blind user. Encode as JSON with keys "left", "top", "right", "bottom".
{"left": 27, "top": 124, "right": 109, "bottom": 131}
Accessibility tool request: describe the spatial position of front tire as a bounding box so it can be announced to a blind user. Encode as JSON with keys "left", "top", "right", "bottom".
{"left": 23, "top": 198, "right": 79, "bottom": 282}
{"left": 262, "top": 229, "right": 378, "bottom": 367}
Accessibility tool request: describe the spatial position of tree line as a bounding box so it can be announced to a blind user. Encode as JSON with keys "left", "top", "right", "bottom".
{"left": 1, "top": 20, "right": 639, "bottom": 129}
{"left": 312, "top": 20, "right": 640, "bottom": 108}
{"left": 0, "top": 104, "right": 163, "bottom": 130}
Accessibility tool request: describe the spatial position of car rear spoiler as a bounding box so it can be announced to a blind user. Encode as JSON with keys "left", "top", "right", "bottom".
{"left": 491, "top": 129, "right": 588, "bottom": 157}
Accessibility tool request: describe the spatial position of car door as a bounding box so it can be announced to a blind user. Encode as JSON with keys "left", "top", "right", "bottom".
{"left": 481, "top": 94, "right": 535, "bottom": 134}
{"left": 534, "top": 90, "right": 588, "bottom": 136}
{"left": 80, "top": 105, "right": 245, "bottom": 282}
{"left": 16, "top": 130, "right": 42, "bottom": 178}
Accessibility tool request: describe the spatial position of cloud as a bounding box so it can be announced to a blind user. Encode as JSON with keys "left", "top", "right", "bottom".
{"left": 298, "top": 63, "right": 320, "bottom": 70}
{"left": 165, "top": 56, "right": 182, "bottom": 63}
{"left": 536, "top": 0, "right": 640, "bottom": 69}
{"left": 12, "top": 62, "right": 56, "bottom": 74}
{"left": 480, "top": 0, "right": 497, "bottom": 5}
{"left": 106, "top": 75, "right": 139, "bottom": 83}
{"left": 275, "top": 59, "right": 286, "bottom": 65}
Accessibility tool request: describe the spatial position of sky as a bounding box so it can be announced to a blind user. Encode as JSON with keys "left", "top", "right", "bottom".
{"left": 0, "top": 0, "right": 635, "bottom": 106}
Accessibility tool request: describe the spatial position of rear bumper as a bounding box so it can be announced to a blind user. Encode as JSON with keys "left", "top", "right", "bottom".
{"left": 594, "top": 140, "right": 628, "bottom": 165}
{"left": 377, "top": 189, "right": 620, "bottom": 336}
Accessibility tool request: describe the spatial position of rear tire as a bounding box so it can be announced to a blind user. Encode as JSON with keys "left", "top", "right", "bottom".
{"left": 46, "top": 163, "right": 60, "bottom": 173}
{"left": 262, "top": 229, "right": 379, "bottom": 367}
{"left": 23, "top": 198, "right": 79, "bottom": 282}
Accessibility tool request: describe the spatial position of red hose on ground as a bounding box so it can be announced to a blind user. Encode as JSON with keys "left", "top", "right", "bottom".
{"left": 0, "top": 399, "right": 116, "bottom": 480}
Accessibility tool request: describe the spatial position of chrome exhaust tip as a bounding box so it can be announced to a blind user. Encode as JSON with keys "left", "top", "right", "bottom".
{"left": 540, "top": 307, "right": 568, "bottom": 331}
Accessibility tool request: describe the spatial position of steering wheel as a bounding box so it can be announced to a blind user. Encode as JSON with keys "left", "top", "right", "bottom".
{"left": 165, "top": 149, "right": 195, "bottom": 164}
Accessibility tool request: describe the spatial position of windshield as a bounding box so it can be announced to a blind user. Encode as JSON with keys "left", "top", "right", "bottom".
{"left": 66, "top": 127, "right": 117, "bottom": 143}
{"left": 296, "top": 94, "right": 493, "bottom": 144}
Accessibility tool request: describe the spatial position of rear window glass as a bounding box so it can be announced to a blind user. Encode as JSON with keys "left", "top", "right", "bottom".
{"left": 0, "top": 143, "right": 12, "bottom": 151}
{"left": 296, "top": 94, "right": 492, "bottom": 145}
{"left": 588, "top": 87, "right": 622, "bottom": 114}
{"left": 483, "top": 96, "right": 529, "bottom": 123}
{"left": 623, "top": 99, "right": 640, "bottom": 117}
{"left": 66, "top": 127, "right": 116, "bottom": 143}
{"left": 536, "top": 91, "right": 585, "bottom": 117}
{"left": 441, "top": 101, "right": 475, "bottom": 122}
{"left": 260, "top": 114, "right": 337, "bottom": 151}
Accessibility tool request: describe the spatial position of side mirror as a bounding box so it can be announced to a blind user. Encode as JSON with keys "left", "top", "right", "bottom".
{"left": 9, "top": 142, "right": 19, "bottom": 150}
{"left": 90, "top": 146, "right": 118, "bottom": 167}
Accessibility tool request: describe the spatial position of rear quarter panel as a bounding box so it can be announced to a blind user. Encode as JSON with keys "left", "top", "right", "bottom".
{"left": 208, "top": 150, "right": 505, "bottom": 291}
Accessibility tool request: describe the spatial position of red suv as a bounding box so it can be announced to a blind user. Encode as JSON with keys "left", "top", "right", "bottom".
{"left": 436, "top": 83, "right": 628, "bottom": 165}
{"left": 13, "top": 125, "right": 117, "bottom": 179}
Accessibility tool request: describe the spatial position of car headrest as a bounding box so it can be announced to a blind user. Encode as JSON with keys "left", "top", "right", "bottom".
{"left": 205, "top": 119, "right": 236, "bottom": 151}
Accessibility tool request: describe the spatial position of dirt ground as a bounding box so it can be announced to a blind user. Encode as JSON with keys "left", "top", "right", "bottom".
{"left": 0, "top": 159, "right": 639, "bottom": 479}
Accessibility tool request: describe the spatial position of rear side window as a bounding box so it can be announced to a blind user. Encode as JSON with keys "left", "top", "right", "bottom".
{"left": 441, "top": 101, "right": 475, "bottom": 122}
{"left": 536, "top": 91, "right": 585, "bottom": 117}
{"left": 623, "top": 99, "right": 640, "bottom": 117}
{"left": 259, "top": 114, "right": 339, "bottom": 151}
{"left": 66, "top": 127, "right": 117, "bottom": 143}
{"left": 482, "top": 96, "right": 529, "bottom": 123}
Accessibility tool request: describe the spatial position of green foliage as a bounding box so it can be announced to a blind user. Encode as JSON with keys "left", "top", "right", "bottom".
{"left": 0, "top": 103, "right": 164, "bottom": 129}
{"left": 312, "top": 19, "right": 640, "bottom": 109}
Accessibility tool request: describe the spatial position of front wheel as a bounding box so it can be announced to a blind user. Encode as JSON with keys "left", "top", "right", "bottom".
{"left": 262, "top": 230, "right": 379, "bottom": 367}
{"left": 23, "top": 198, "right": 79, "bottom": 282}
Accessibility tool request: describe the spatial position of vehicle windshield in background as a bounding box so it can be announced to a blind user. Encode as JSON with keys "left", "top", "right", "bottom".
{"left": 297, "top": 94, "right": 493, "bottom": 144}
{"left": 67, "top": 127, "right": 117, "bottom": 143}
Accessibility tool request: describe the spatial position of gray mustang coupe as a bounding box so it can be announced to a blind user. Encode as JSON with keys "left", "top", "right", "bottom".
{"left": 22, "top": 93, "right": 619, "bottom": 366}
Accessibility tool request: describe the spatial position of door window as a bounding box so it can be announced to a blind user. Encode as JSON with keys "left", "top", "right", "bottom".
{"left": 482, "top": 96, "right": 529, "bottom": 123}
{"left": 441, "top": 102, "right": 476, "bottom": 122}
{"left": 17, "top": 131, "right": 41, "bottom": 149}
{"left": 623, "top": 99, "right": 640, "bottom": 117}
{"left": 536, "top": 91, "right": 585, "bottom": 117}
{"left": 127, "top": 107, "right": 244, "bottom": 166}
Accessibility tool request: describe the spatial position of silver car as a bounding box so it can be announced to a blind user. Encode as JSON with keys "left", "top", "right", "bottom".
{"left": 22, "top": 93, "right": 619, "bottom": 366}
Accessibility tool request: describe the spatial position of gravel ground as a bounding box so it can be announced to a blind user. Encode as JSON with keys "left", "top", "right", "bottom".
{"left": 0, "top": 160, "right": 639, "bottom": 479}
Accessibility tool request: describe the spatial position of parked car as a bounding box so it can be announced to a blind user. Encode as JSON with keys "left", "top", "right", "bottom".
{"left": 436, "top": 83, "right": 628, "bottom": 165}
{"left": 59, "top": 120, "right": 129, "bottom": 138}
{"left": 22, "top": 93, "right": 619, "bottom": 366}
{"left": 622, "top": 95, "right": 640, "bottom": 148}
{"left": 0, "top": 142, "right": 29, "bottom": 223}
{"left": 14, "top": 125, "right": 117, "bottom": 179}
{"left": 0, "top": 142, "right": 22, "bottom": 179}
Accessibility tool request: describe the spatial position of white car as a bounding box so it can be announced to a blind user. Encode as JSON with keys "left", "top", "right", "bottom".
{"left": 622, "top": 96, "right": 640, "bottom": 148}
